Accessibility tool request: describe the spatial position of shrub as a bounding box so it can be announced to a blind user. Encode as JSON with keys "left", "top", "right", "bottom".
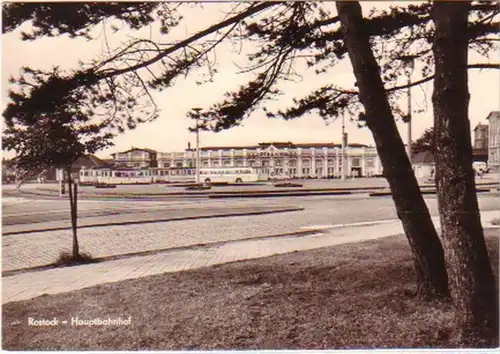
{"left": 53, "top": 251, "right": 98, "bottom": 267}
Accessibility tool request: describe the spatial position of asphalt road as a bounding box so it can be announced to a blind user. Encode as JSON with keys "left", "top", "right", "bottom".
{"left": 3, "top": 192, "right": 499, "bottom": 229}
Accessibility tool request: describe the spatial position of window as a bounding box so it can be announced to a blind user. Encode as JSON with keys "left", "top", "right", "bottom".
{"left": 176, "top": 162, "right": 183, "bottom": 167}
{"left": 289, "top": 159, "right": 297, "bottom": 167}
{"left": 366, "top": 158, "right": 375, "bottom": 168}
{"left": 352, "top": 157, "right": 361, "bottom": 167}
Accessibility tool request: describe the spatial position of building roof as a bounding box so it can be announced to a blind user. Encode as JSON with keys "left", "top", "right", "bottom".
{"left": 474, "top": 123, "right": 488, "bottom": 131}
{"left": 111, "top": 147, "right": 157, "bottom": 155}
{"left": 200, "top": 145, "right": 258, "bottom": 151}
{"left": 258, "top": 141, "right": 295, "bottom": 148}
{"left": 72, "top": 154, "right": 111, "bottom": 168}
{"left": 486, "top": 111, "right": 500, "bottom": 120}
{"left": 200, "top": 142, "right": 369, "bottom": 151}
{"left": 412, "top": 151, "right": 435, "bottom": 164}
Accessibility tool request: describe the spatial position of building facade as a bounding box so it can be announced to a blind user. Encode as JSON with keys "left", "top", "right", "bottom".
{"left": 487, "top": 111, "right": 500, "bottom": 167}
{"left": 412, "top": 151, "right": 435, "bottom": 181}
{"left": 473, "top": 123, "right": 489, "bottom": 149}
{"left": 111, "top": 142, "right": 384, "bottom": 179}
{"left": 110, "top": 147, "right": 158, "bottom": 168}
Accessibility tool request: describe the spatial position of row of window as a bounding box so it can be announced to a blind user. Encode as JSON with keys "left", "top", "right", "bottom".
{"left": 162, "top": 157, "right": 373, "bottom": 168}
{"left": 201, "top": 169, "right": 253, "bottom": 175}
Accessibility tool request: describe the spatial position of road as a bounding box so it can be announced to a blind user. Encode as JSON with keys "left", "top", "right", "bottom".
{"left": 2, "top": 193, "right": 499, "bottom": 273}
{"left": 3, "top": 192, "right": 499, "bottom": 227}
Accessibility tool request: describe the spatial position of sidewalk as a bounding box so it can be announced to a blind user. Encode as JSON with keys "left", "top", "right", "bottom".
{"left": 2, "top": 206, "right": 306, "bottom": 272}
{"left": 3, "top": 210, "right": 498, "bottom": 304}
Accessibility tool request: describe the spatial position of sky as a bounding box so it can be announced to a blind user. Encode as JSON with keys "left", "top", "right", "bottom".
{"left": 2, "top": 1, "right": 499, "bottom": 159}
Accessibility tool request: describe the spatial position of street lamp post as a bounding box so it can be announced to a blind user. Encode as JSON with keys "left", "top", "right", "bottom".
{"left": 341, "top": 111, "right": 347, "bottom": 181}
{"left": 191, "top": 107, "right": 203, "bottom": 185}
{"left": 401, "top": 56, "right": 415, "bottom": 164}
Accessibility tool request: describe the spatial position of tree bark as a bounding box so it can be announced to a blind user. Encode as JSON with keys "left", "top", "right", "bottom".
{"left": 336, "top": 2, "right": 449, "bottom": 299}
{"left": 432, "top": 1, "right": 498, "bottom": 346}
{"left": 66, "top": 166, "right": 79, "bottom": 260}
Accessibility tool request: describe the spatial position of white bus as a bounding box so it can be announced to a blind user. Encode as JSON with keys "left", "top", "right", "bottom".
{"left": 80, "top": 168, "right": 153, "bottom": 185}
{"left": 200, "top": 167, "right": 259, "bottom": 184}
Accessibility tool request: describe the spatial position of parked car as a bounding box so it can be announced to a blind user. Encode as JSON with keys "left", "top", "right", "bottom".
{"left": 473, "top": 161, "right": 488, "bottom": 174}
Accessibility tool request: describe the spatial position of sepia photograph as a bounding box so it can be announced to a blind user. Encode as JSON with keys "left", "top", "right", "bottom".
{"left": 1, "top": 0, "right": 499, "bottom": 351}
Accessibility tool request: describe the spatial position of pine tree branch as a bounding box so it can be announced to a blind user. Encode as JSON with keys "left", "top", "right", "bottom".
{"left": 387, "top": 63, "right": 500, "bottom": 92}
{"left": 94, "top": 2, "right": 279, "bottom": 81}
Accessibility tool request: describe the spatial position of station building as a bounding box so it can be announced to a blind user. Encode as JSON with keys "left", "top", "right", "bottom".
{"left": 487, "top": 111, "right": 500, "bottom": 167}
{"left": 111, "top": 142, "right": 384, "bottom": 179}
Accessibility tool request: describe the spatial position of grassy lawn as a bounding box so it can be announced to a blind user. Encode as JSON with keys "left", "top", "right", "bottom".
{"left": 3, "top": 230, "right": 498, "bottom": 350}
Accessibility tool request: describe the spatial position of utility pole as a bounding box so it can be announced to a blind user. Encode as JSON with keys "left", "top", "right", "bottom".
{"left": 401, "top": 56, "right": 415, "bottom": 164}
{"left": 341, "top": 111, "right": 347, "bottom": 181}
{"left": 192, "top": 107, "right": 203, "bottom": 185}
{"left": 407, "top": 74, "right": 413, "bottom": 165}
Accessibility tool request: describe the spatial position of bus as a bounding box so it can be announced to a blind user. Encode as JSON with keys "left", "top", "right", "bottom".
{"left": 200, "top": 167, "right": 259, "bottom": 184}
{"left": 80, "top": 168, "right": 153, "bottom": 185}
{"left": 167, "top": 167, "right": 196, "bottom": 183}
{"left": 79, "top": 166, "right": 259, "bottom": 185}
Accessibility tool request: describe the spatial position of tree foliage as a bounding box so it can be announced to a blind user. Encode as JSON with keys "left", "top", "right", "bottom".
{"left": 2, "top": 2, "right": 175, "bottom": 40}
{"left": 2, "top": 2, "right": 498, "bottom": 137}
{"left": 3, "top": 65, "right": 115, "bottom": 175}
{"left": 412, "top": 127, "right": 434, "bottom": 153}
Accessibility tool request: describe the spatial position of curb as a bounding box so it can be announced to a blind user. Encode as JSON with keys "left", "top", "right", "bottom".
{"left": 208, "top": 191, "right": 353, "bottom": 199}
{"left": 6, "top": 182, "right": 498, "bottom": 200}
{"left": 2, "top": 207, "right": 304, "bottom": 236}
{"left": 369, "top": 188, "right": 492, "bottom": 197}
{"left": 301, "top": 219, "right": 398, "bottom": 230}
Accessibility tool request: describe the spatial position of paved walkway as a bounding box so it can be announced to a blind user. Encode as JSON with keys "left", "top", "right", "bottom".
{"left": 3, "top": 210, "right": 498, "bottom": 304}
{"left": 2, "top": 205, "right": 302, "bottom": 234}
{"left": 2, "top": 207, "right": 306, "bottom": 272}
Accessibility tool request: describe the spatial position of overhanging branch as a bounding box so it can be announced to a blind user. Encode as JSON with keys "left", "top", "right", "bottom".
{"left": 387, "top": 63, "right": 500, "bottom": 92}
{"left": 95, "top": 2, "right": 280, "bottom": 81}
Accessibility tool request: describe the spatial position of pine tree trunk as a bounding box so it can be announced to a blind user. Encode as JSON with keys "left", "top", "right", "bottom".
{"left": 336, "top": 2, "right": 449, "bottom": 299}
{"left": 432, "top": 1, "right": 498, "bottom": 346}
{"left": 66, "top": 166, "right": 79, "bottom": 260}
